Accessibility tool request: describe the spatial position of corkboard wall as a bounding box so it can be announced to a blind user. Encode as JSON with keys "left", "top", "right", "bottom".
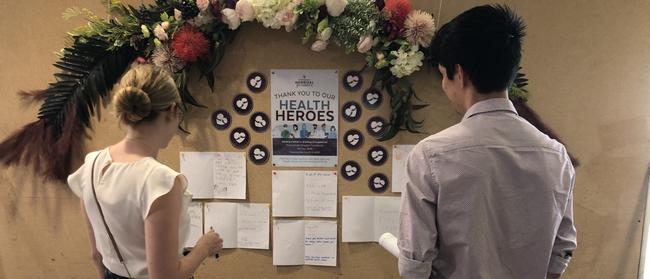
{"left": 1, "top": 0, "right": 649, "bottom": 278}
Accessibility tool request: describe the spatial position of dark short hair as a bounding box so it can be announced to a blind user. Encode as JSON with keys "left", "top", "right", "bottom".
{"left": 430, "top": 4, "right": 526, "bottom": 93}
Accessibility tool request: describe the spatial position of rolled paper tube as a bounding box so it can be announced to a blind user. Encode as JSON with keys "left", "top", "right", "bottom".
{"left": 379, "top": 232, "right": 399, "bottom": 258}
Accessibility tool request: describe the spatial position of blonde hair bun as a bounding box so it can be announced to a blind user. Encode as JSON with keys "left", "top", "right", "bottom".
{"left": 114, "top": 86, "right": 152, "bottom": 123}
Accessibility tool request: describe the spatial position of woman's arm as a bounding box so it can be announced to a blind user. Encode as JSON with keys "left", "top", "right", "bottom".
{"left": 81, "top": 200, "right": 106, "bottom": 279}
{"left": 145, "top": 177, "right": 221, "bottom": 279}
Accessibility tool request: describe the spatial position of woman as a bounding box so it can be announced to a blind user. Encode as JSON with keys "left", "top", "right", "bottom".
{"left": 67, "top": 65, "right": 223, "bottom": 279}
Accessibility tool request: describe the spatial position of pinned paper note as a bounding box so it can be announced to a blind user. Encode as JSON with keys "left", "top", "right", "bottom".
{"left": 342, "top": 196, "right": 401, "bottom": 242}
{"left": 272, "top": 220, "right": 337, "bottom": 266}
{"left": 204, "top": 202, "right": 270, "bottom": 249}
{"left": 392, "top": 145, "right": 415, "bottom": 193}
{"left": 180, "top": 152, "right": 247, "bottom": 199}
{"left": 184, "top": 202, "right": 203, "bottom": 248}
{"left": 272, "top": 171, "right": 337, "bottom": 217}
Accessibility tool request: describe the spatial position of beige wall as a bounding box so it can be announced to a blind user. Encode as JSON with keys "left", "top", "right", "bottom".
{"left": 1, "top": 0, "right": 648, "bottom": 278}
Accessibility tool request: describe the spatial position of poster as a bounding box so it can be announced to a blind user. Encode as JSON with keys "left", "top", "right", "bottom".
{"left": 271, "top": 69, "right": 339, "bottom": 167}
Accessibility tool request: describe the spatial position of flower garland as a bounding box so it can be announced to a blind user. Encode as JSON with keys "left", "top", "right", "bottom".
{"left": 0, "top": 0, "right": 530, "bottom": 181}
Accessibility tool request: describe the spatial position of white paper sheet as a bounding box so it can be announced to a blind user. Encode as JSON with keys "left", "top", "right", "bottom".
{"left": 273, "top": 220, "right": 338, "bottom": 266}
{"left": 184, "top": 202, "right": 203, "bottom": 248}
{"left": 204, "top": 202, "right": 269, "bottom": 249}
{"left": 392, "top": 145, "right": 415, "bottom": 193}
{"left": 180, "top": 152, "right": 247, "bottom": 199}
{"left": 272, "top": 171, "right": 337, "bottom": 217}
{"left": 342, "top": 196, "right": 401, "bottom": 242}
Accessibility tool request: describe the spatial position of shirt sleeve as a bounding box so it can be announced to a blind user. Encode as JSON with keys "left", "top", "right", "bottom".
{"left": 548, "top": 162, "right": 577, "bottom": 274}
{"left": 141, "top": 164, "right": 188, "bottom": 220}
{"left": 67, "top": 164, "right": 84, "bottom": 198}
{"left": 398, "top": 143, "right": 439, "bottom": 278}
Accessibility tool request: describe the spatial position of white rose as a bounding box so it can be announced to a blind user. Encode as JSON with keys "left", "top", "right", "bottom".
{"left": 311, "top": 40, "right": 328, "bottom": 52}
{"left": 326, "top": 0, "right": 347, "bottom": 17}
{"left": 221, "top": 8, "right": 241, "bottom": 30}
{"left": 236, "top": 0, "right": 255, "bottom": 22}
{"left": 357, "top": 35, "right": 374, "bottom": 53}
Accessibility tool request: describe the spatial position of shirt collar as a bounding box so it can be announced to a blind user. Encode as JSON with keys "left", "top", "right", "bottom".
{"left": 461, "top": 98, "right": 518, "bottom": 122}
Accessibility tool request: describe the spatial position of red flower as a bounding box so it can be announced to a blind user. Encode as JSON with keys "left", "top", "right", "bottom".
{"left": 384, "top": 0, "right": 412, "bottom": 30}
{"left": 171, "top": 25, "right": 210, "bottom": 63}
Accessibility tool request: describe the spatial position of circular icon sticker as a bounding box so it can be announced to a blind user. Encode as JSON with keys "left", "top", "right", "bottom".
{"left": 211, "top": 110, "right": 231, "bottom": 130}
{"left": 247, "top": 72, "right": 267, "bottom": 93}
{"left": 233, "top": 93, "right": 253, "bottom": 115}
{"left": 342, "top": 101, "right": 362, "bottom": 122}
{"left": 343, "top": 71, "right": 363, "bottom": 92}
{"left": 366, "top": 116, "right": 388, "bottom": 137}
{"left": 229, "top": 127, "right": 250, "bottom": 148}
{"left": 340, "top": 160, "right": 361, "bottom": 181}
{"left": 368, "top": 173, "right": 389, "bottom": 193}
{"left": 248, "top": 144, "right": 269, "bottom": 165}
{"left": 343, "top": 129, "right": 364, "bottom": 150}
{"left": 368, "top": 145, "right": 389, "bottom": 166}
{"left": 363, "top": 88, "right": 383, "bottom": 109}
{"left": 249, "top": 112, "right": 270, "bottom": 133}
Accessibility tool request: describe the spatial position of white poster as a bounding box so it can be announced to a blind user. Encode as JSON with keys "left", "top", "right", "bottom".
{"left": 342, "top": 196, "right": 401, "bottom": 242}
{"left": 272, "top": 220, "right": 337, "bottom": 266}
{"left": 180, "top": 152, "right": 247, "bottom": 199}
{"left": 271, "top": 69, "right": 339, "bottom": 167}
{"left": 271, "top": 170, "right": 338, "bottom": 218}
{"left": 204, "top": 202, "right": 270, "bottom": 249}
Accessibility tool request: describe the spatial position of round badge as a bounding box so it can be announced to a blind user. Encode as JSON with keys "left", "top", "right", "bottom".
{"left": 343, "top": 129, "right": 364, "bottom": 150}
{"left": 367, "top": 145, "right": 389, "bottom": 166}
{"left": 211, "top": 110, "right": 231, "bottom": 130}
{"left": 247, "top": 72, "right": 267, "bottom": 93}
{"left": 230, "top": 127, "right": 250, "bottom": 148}
{"left": 366, "top": 116, "right": 388, "bottom": 138}
{"left": 368, "top": 173, "right": 389, "bottom": 193}
{"left": 342, "top": 101, "right": 362, "bottom": 122}
{"left": 343, "top": 71, "right": 363, "bottom": 92}
{"left": 249, "top": 112, "right": 270, "bottom": 133}
{"left": 340, "top": 160, "right": 361, "bottom": 181}
{"left": 362, "top": 88, "right": 383, "bottom": 109}
{"left": 248, "top": 144, "right": 269, "bottom": 165}
{"left": 233, "top": 93, "right": 253, "bottom": 115}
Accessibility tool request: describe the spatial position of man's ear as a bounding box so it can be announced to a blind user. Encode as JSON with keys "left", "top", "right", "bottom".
{"left": 455, "top": 64, "right": 468, "bottom": 88}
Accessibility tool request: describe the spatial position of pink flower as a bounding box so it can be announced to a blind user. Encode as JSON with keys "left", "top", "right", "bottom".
{"left": 235, "top": 0, "right": 255, "bottom": 22}
{"left": 357, "top": 35, "right": 374, "bottom": 53}
{"left": 277, "top": 2, "right": 300, "bottom": 32}
{"left": 136, "top": 57, "right": 147, "bottom": 64}
{"left": 161, "top": 21, "right": 170, "bottom": 30}
{"left": 174, "top": 9, "right": 182, "bottom": 21}
{"left": 311, "top": 40, "right": 328, "bottom": 52}
{"left": 154, "top": 24, "right": 168, "bottom": 41}
{"left": 197, "top": 0, "right": 210, "bottom": 11}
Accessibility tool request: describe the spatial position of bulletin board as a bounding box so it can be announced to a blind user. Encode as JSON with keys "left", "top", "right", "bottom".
{"left": 3, "top": 0, "right": 648, "bottom": 278}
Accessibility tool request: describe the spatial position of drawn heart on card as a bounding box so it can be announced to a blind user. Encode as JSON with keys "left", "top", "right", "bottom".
{"left": 216, "top": 113, "right": 228, "bottom": 125}
{"left": 234, "top": 132, "right": 246, "bottom": 143}
{"left": 366, "top": 93, "right": 379, "bottom": 104}
{"left": 249, "top": 76, "right": 263, "bottom": 88}
{"left": 236, "top": 98, "right": 249, "bottom": 110}
{"left": 346, "top": 75, "right": 359, "bottom": 88}
{"left": 345, "top": 165, "right": 358, "bottom": 176}
{"left": 373, "top": 177, "right": 386, "bottom": 188}
{"left": 370, "top": 121, "right": 383, "bottom": 132}
{"left": 254, "top": 115, "right": 266, "bottom": 127}
{"left": 371, "top": 150, "right": 384, "bottom": 162}
{"left": 347, "top": 134, "right": 360, "bottom": 145}
{"left": 253, "top": 148, "right": 266, "bottom": 160}
{"left": 344, "top": 105, "right": 357, "bottom": 118}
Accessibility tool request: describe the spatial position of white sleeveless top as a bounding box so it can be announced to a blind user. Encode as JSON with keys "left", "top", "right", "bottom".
{"left": 67, "top": 148, "right": 192, "bottom": 278}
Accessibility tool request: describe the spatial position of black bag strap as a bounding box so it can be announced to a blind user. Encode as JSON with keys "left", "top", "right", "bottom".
{"left": 90, "top": 154, "right": 133, "bottom": 279}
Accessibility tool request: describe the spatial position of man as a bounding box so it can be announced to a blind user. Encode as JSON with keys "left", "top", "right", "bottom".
{"left": 398, "top": 5, "right": 576, "bottom": 279}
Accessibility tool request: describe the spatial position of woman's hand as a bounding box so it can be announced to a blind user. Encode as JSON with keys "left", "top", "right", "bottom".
{"left": 195, "top": 227, "right": 223, "bottom": 258}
